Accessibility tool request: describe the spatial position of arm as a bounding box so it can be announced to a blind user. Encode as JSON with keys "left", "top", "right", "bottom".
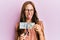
{"left": 38, "top": 21, "right": 45, "bottom": 40}
{"left": 34, "top": 21, "right": 45, "bottom": 40}
{"left": 15, "top": 22, "right": 19, "bottom": 40}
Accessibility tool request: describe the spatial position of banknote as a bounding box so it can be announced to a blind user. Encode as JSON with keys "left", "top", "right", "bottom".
{"left": 20, "top": 22, "right": 35, "bottom": 29}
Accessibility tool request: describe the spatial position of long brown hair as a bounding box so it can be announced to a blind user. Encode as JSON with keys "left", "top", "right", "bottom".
{"left": 20, "top": 1, "right": 39, "bottom": 23}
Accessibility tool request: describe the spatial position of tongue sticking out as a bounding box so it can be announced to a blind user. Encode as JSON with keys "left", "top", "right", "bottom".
{"left": 27, "top": 15, "right": 31, "bottom": 19}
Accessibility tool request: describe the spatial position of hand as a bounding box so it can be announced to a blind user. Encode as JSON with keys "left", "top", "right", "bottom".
{"left": 19, "top": 33, "right": 29, "bottom": 40}
{"left": 19, "top": 29, "right": 32, "bottom": 40}
{"left": 33, "top": 24, "right": 42, "bottom": 34}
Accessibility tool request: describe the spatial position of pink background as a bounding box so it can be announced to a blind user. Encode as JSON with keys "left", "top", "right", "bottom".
{"left": 0, "top": 0, "right": 60, "bottom": 40}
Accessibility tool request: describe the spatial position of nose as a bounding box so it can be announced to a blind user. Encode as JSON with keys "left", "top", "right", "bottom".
{"left": 28, "top": 12, "right": 30, "bottom": 15}
{"left": 28, "top": 11, "right": 31, "bottom": 15}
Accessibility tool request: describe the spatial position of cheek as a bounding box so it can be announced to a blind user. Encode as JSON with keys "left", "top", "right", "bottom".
{"left": 24, "top": 11, "right": 27, "bottom": 16}
{"left": 31, "top": 11, "right": 34, "bottom": 17}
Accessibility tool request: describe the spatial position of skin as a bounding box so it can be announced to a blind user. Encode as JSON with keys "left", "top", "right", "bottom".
{"left": 25, "top": 4, "right": 34, "bottom": 23}
{"left": 16, "top": 4, "right": 45, "bottom": 40}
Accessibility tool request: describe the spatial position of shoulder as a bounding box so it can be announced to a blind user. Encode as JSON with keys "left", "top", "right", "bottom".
{"left": 37, "top": 20, "right": 43, "bottom": 26}
{"left": 16, "top": 22, "right": 19, "bottom": 30}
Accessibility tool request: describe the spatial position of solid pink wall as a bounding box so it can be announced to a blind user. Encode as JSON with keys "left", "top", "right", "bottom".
{"left": 0, "top": 0, "right": 20, "bottom": 40}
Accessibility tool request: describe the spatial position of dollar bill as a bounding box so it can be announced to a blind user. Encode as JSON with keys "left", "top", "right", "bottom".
{"left": 20, "top": 22, "right": 35, "bottom": 29}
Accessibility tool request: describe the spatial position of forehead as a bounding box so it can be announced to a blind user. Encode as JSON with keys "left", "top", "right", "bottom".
{"left": 25, "top": 4, "right": 34, "bottom": 9}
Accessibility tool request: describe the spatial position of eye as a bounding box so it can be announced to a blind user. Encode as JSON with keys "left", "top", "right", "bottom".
{"left": 25, "top": 9, "right": 34, "bottom": 12}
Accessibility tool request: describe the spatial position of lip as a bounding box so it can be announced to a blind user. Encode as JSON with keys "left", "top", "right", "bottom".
{"left": 27, "top": 15, "right": 31, "bottom": 17}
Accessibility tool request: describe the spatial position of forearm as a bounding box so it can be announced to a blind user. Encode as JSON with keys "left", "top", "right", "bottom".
{"left": 39, "top": 31, "right": 45, "bottom": 40}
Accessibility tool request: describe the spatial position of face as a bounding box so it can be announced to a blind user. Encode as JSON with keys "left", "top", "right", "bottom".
{"left": 25, "top": 4, "right": 34, "bottom": 20}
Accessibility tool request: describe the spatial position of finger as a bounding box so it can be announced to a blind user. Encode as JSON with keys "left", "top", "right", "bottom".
{"left": 34, "top": 27, "right": 38, "bottom": 31}
{"left": 32, "top": 24, "right": 36, "bottom": 27}
{"left": 20, "top": 36, "right": 24, "bottom": 40}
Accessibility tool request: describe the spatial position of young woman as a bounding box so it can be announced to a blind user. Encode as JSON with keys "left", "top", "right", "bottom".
{"left": 16, "top": 1, "right": 45, "bottom": 40}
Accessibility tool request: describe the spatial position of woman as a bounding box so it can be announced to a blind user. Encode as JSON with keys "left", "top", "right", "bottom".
{"left": 16, "top": 1, "right": 45, "bottom": 40}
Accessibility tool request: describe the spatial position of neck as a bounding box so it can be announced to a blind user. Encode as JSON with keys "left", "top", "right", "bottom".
{"left": 26, "top": 19, "right": 32, "bottom": 23}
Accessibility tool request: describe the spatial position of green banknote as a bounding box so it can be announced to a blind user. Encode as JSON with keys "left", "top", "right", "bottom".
{"left": 20, "top": 22, "right": 35, "bottom": 29}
